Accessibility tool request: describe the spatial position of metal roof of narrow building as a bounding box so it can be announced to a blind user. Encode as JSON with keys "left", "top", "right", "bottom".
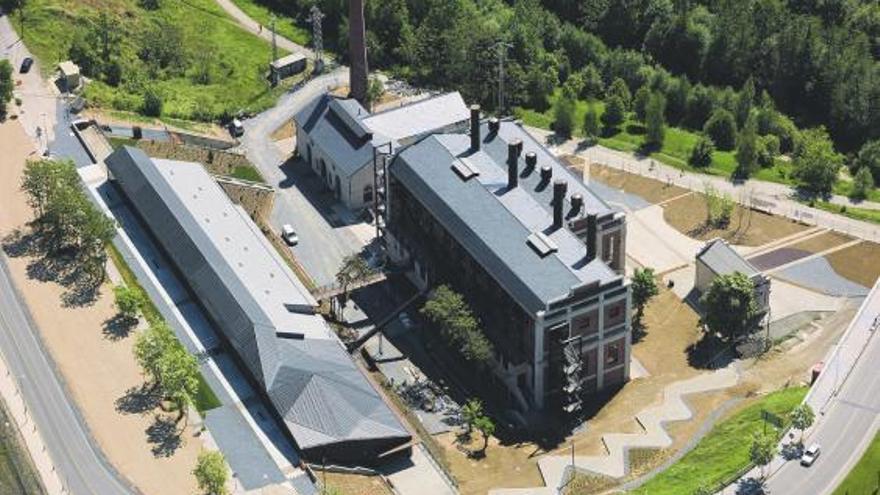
{"left": 362, "top": 92, "right": 469, "bottom": 142}
{"left": 106, "top": 147, "right": 409, "bottom": 455}
{"left": 697, "top": 238, "right": 761, "bottom": 278}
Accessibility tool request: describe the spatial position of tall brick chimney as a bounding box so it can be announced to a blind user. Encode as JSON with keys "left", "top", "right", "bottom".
{"left": 349, "top": 0, "right": 369, "bottom": 105}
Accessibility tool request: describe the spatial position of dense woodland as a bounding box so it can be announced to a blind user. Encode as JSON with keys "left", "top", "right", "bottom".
{"left": 263, "top": 0, "right": 878, "bottom": 166}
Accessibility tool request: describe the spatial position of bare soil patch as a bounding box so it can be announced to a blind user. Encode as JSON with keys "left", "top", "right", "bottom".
{"left": 434, "top": 432, "right": 544, "bottom": 495}
{"left": 322, "top": 471, "right": 394, "bottom": 495}
{"left": 825, "top": 242, "right": 880, "bottom": 288}
{"left": 0, "top": 120, "right": 203, "bottom": 495}
{"left": 584, "top": 162, "right": 690, "bottom": 205}
{"left": 786, "top": 230, "right": 854, "bottom": 255}
{"left": 662, "top": 193, "right": 808, "bottom": 246}
{"left": 271, "top": 120, "right": 295, "bottom": 141}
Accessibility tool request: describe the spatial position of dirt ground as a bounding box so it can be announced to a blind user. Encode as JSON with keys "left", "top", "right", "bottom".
{"left": 662, "top": 193, "right": 808, "bottom": 246}
{"left": 786, "top": 230, "right": 854, "bottom": 255}
{"left": 825, "top": 241, "right": 880, "bottom": 288}
{"left": 271, "top": 120, "right": 295, "bottom": 141}
{"left": 83, "top": 108, "right": 228, "bottom": 139}
{"left": 434, "top": 431, "right": 545, "bottom": 495}
{"left": 321, "top": 471, "right": 394, "bottom": 495}
{"left": 584, "top": 161, "right": 690, "bottom": 205}
{"left": 0, "top": 120, "right": 203, "bottom": 495}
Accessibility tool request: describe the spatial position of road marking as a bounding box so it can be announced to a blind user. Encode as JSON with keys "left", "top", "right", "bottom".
{"left": 837, "top": 399, "right": 880, "bottom": 415}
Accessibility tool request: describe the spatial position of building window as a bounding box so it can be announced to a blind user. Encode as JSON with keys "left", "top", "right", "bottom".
{"left": 605, "top": 342, "right": 621, "bottom": 366}
{"left": 609, "top": 305, "right": 621, "bottom": 319}
{"left": 363, "top": 184, "right": 373, "bottom": 203}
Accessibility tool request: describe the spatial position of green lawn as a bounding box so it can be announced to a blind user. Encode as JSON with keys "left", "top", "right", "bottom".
{"left": 228, "top": 0, "right": 311, "bottom": 47}
{"left": 832, "top": 431, "right": 880, "bottom": 495}
{"left": 814, "top": 201, "right": 880, "bottom": 225}
{"left": 16, "top": 0, "right": 289, "bottom": 121}
{"left": 231, "top": 165, "right": 265, "bottom": 182}
{"left": 194, "top": 374, "right": 222, "bottom": 414}
{"left": 515, "top": 91, "right": 794, "bottom": 186}
{"left": 630, "top": 387, "right": 808, "bottom": 495}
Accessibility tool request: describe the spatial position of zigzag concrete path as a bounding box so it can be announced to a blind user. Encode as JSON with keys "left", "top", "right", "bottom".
{"left": 491, "top": 368, "right": 739, "bottom": 495}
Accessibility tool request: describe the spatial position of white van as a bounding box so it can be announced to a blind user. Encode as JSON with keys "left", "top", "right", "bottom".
{"left": 281, "top": 224, "right": 298, "bottom": 246}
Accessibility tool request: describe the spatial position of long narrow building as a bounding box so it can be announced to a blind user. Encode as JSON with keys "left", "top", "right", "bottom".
{"left": 106, "top": 147, "right": 410, "bottom": 463}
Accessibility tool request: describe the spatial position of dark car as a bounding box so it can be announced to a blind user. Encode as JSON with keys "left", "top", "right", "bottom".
{"left": 19, "top": 57, "right": 33, "bottom": 74}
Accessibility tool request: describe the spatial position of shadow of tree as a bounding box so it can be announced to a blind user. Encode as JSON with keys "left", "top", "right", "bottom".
{"left": 146, "top": 415, "right": 183, "bottom": 458}
{"left": 2, "top": 228, "right": 101, "bottom": 307}
{"left": 735, "top": 476, "right": 767, "bottom": 495}
{"left": 686, "top": 331, "right": 737, "bottom": 370}
{"left": 780, "top": 441, "right": 803, "bottom": 461}
{"left": 116, "top": 384, "right": 161, "bottom": 415}
{"left": 103, "top": 314, "right": 136, "bottom": 341}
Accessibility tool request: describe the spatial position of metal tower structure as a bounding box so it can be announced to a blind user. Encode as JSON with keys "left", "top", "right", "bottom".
{"left": 491, "top": 41, "right": 512, "bottom": 115}
{"left": 308, "top": 6, "right": 325, "bottom": 73}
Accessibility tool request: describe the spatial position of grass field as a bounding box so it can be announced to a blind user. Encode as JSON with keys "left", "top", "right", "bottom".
{"left": 107, "top": 246, "right": 221, "bottom": 415}
{"left": 825, "top": 242, "right": 880, "bottom": 288}
{"left": 16, "top": 0, "right": 288, "bottom": 121}
{"left": 227, "top": 0, "right": 311, "bottom": 47}
{"left": 630, "top": 387, "right": 807, "bottom": 495}
{"left": 515, "top": 91, "right": 793, "bottom": 185}
{"left": 832, "top": 431, "right": 880, "bottom": 495}
{"left": 815, "top": 201, "right": 880, "bottom": 226}
{"left": 0, "top": 402, "right": 44, "bottom": 495}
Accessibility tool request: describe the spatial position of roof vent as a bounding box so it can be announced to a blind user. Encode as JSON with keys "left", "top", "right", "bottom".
{"left": 527, "top": 231, "right": 559, "bottom": 257}
{"left": 524, "top": 152, "right": 537, "bottom": 173}
{"left": 451, "top": 157, "right": 480, "bottom": 181}
{"left": 488, "top": 117, "right": 500, "bottom": 134}
{"left": 570, "top": 193, "right": 584, "bottom": 216}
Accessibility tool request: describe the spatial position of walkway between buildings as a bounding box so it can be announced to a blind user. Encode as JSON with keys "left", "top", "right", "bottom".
{"left": 528, "top": 127, "right": 880, "bottom": 244}
{"left": 214, "top": 0, "right": 312, "bottom": 56}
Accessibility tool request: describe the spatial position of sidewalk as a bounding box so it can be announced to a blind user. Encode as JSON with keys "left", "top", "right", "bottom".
{"left": 213, "top": 0, "right": 312, "bottom": 56}
{"left": 0, "top": 355, "right": 66, "bottom": 494}
{"left": 527, "top": 127, "right": 880, "bottom": 244}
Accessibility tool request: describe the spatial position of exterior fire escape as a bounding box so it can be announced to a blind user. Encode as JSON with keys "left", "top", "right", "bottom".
{"left": 562, "top": 336, "right": 584, "bottom": 415}
{"left": 372, "top": 142, "right": 393, "bottom": 250}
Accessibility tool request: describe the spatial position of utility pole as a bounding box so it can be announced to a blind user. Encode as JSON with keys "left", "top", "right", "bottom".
{"left": 269, "top": 14, "right": 278, "bottom": 87}
{"left": 308, "top": 6, "right": 325, "bottom": 73}
{"left": 491, "top": 41, "right": 512, "bottom": 115}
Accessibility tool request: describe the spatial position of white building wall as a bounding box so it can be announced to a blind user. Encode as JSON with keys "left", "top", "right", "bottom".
{"left": 295, "top": 126, "right": 372, "bottom": 210}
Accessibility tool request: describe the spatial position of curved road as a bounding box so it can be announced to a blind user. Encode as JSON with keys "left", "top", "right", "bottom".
{"left": 0, "top": 257, "right": 136, "bottom": 495}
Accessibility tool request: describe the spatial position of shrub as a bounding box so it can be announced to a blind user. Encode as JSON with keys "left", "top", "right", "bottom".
{"left": 689, "top": 137, "right": 715, "bottom": 168}
{"left": 703, "top": 108, "right": 737, "bottom": 151}
{"left": 142, "top": 87, "right": 163, "bottom": 117}
{"left": 601, "top": 95, "right": 626, "bottom": 132}
{"left": 553, "top": 95, "right": 576, "bottom": 138}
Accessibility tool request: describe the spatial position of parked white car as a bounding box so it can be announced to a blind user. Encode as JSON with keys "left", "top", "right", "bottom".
{"left": 281, "top": 224, "right": 298, "bottom": 246}
{"left": 800, "top": 443, "right": 821, "bottom": 467}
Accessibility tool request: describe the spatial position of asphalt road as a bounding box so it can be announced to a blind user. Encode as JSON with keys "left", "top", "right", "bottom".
{"left": 239, "top": 69, "right": 366, "bottom": 286}
{"left": 765, "top": 326, "right": 880, "bottom": 495}
{"left": 0, "top": 257, "right": 135, "bottom": 495}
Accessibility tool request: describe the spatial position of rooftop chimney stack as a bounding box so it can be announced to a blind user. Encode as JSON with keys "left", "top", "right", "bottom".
{"left": 524, "top": 152, "right": 537, "bottom": 174}
{"left": 553, "top": 180, "right": 567, "bottom": 229}
{"left": 508, "top": 139, "right": 522, "bottom": 189}
{"left": 570, "top": 193, "right": 583, "bottom": 216}
{"left": 348, "top": 0, "right": 368, "bottom": 105}
{"left": 470, "top": 105, "right": 481, "bottom": 151}
{"left": 540, "top": 164, "right": 553, "bottom": 183}
{"left": 586, "top": 213, "right": 598, "bottom": 261}
{"left": 488, "top": 117, "right": 500, "bottom": 134}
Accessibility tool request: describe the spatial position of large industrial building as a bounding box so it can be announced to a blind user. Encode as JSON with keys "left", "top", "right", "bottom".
{"left": 293, "top": 91, "right": 469, "bottom": 210}
{"left": 382, "top": 111, "right": 631, "bottom": 414}
{"left": 105, "top": 147, "right": 410, "bottom": 463}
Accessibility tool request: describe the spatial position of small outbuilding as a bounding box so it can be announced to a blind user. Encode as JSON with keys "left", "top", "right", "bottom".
{"left": 269, "top": 53, "right": 307, "bottom": 81}
{"left": 695, "top": 238, "right": 770, "bottom": 314}
{"left": 57, "top": 61, "right": 81, "bottom": 92}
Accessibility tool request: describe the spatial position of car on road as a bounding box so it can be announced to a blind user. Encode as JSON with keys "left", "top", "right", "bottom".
{"left": 281, "top": 224, "right": 298, "bottom": 246}
{"left": 19, "top": 57, "right": 33, "bottom": 73}
{"left": 228, "top": 118, "right": 244, "bottom": 137}
{"left": 800, "top": 443, "right": 821, "bottom": 467}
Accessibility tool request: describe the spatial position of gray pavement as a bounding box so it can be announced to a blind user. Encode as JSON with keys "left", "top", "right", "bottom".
{"left": 0, "top": 255, "right": 136, "bottom": 495}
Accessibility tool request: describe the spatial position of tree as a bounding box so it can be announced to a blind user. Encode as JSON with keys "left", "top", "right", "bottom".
{"left": 703, "top": 109, "right": 738, "bottom": 151}
{"left": 421, "top": 286, "right": 494, "bottom": 366}
{"left": 0, "top": 60, "right": 12, "bottom": 120}
{"left": 689, "top": 137, "right": 715, "bottom": 168}
{"left": 791, "top": 127, "right": 843, "bottom": 197}
{"left": 702, "top": 272, "right": 758, "bottom": 342}
{"left": 193, "top": 451, "right": 228, "bottom": 495}
{"left": 578, "top": 65, "right": 604, "bottom": 99}
{"left": 461, "top": 398, "right": 483, "bottom": 436}
{"left": 607, "top": 77, "right": 631, "bottom": 111}
{"left": 365, "top": 77, "right": 385, "bottom": 110}
{"left": 114, "top": 285, "right": 143, "bottom": 322}
{"left": 582, "top": 104, "right": 600, "bottom": 142}
{"left": 855, "top": 139, "right": 880, "bottom": 186}
{"left": 474, "top": 415, "right": 495, "bottom": 455}
{"left": 553, "top": 95, "right": 575, "bottom": 139}
{"left": 734, "top": 77, "right": 755, "bottom": 128}
{"left": 633, "top": 85, "right": 651, "bottom": 122}
{"left": 157, "top": 343, "right": 200, "bottom": 422}
{"left": 133, "top": 322, "right": 176, "bottom": 387}
{"left": 735, "top": 114, "right": 758, "bottom": 178}
{"left": 685, "top": 84, "right": 715, "bottom": 131}
{"left": 142, "top": 87, "right": 163, "bottom": 117}
{"left": 631, "top": 267, "right": 658, "bottom": 326}
{"left": 601, "top": 95, "right": 625, "bottom": 132}
{"left": 757, "top": 135, "right": 780, "bottom": 168}
{"left": 749, "top": 431, "right": 778, "bottom": 479}
{"left": 851, "top": 166, "right": 874, "bottom": 201}
{"left": 334, "top": 254, "right": 373, "bottom": 318}
{"left": 789, "top": 404, "right": 815, "bottom": 445}
{"left": 645, "top": 92, "right": 666, "bottom": 148}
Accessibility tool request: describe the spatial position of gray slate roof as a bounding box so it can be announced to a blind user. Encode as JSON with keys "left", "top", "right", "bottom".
{"left": 106, "top": 147, "right": 409, "bottom": 454}
{"left": 390, "top": 125, "right": 620, "bottom": 315}
{"left": 697, "top": 238, "right": 761, "bottom": 278}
